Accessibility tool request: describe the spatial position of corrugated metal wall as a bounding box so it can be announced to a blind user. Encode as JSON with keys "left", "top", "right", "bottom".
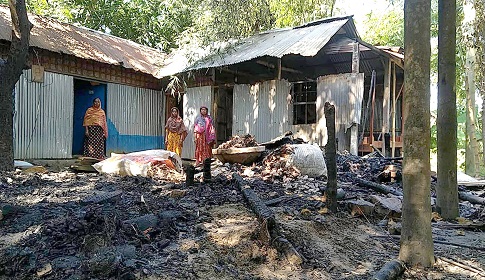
{"left": 233, "top": 80, "right": 292, "bottom": 143}
{"left": 317, "top": 73, "right": 364, "bottom": 127}
{"left": 106, "top": 83, "right": 163, "bottom": 154}
{"left": 317, "top": 73, "right": 364, "bottom": 150}
{"left": 231, "top": 75, "right": 364, "bottom": 149}
{"left": 182, "top": 86, "right": 213, "bottom": 159}
{"left": 14, "top": 70, "right": 74, "bottom": 159}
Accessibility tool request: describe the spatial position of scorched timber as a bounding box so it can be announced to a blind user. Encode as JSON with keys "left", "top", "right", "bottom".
{"left": 233, "top": 173, "right": 304, "bottom": 265}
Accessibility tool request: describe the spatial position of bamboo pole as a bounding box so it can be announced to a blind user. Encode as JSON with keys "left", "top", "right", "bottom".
{"left": 392, "top": 63, "right": 397, "bottom": 157}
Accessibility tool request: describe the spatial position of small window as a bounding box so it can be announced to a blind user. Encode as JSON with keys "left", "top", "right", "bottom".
{"left": 292, "top": 82, "right": 317, "bottom": 125}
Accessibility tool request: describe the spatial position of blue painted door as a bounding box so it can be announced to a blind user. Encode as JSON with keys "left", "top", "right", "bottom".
{"left": 72, "top": 80, "right": 107, "bottom": 156}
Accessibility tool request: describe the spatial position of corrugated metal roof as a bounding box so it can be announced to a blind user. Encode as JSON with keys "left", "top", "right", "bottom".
{"left": 181, "top": 16, "right": 353, "bottom": 72}
{"left": 376, "top": 46, "right": 404, "bottom": 60}
{"left": 0, "top": 5, "right": 166, "bottom": 78}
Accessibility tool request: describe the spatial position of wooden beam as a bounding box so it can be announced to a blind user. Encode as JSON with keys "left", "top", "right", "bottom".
{"left": 277, "top": 58, "right": 282, "bottom": 80}
{"left": 370, "top": 74, "right": 376, "bottom": 145}
{"left": 356, "top": 38, "right": 404, "bottom": 69}
{"left": 256, "top": 60, "right": 303, "bottom": 74}
{"left": 392, "top": 62, "right": 397, "bottom": 157}
{"left": 218, "top": 67, "right": 253, "bottom": 77}
{"left": 352, "top": 42, "right": 360, "bottom": 73}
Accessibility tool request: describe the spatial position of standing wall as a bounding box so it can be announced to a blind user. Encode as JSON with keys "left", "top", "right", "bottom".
{"left": 232, "top": 74, "right": 363, "bottom": 149}
{"left": 233, "top": 80, "right": 292, "bottom": 143}
{"left": 106, "top": 83, "right": 163, "bottom": 154}
{"left": 317, "top": 73, "right": 364, "bottom": 150}
{"left": 14, "top": 70, "right": 74, "bottom": 159}
{"left": 182, "top": 86, "right": 213, "bottom": 159}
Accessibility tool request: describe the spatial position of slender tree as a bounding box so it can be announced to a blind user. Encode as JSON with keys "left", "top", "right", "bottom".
{"left": 476, "top": 0, "right": 485, "bottom": 167}
{"left": 436, "top": 0, "right": 458, "bottom": 219}
{"left": 0, "top": 0, "right": 32, "bottom": 171}
{"left": 399, "top": 0, "right": 435, "bottom": 267}
{"left": 463, "top": 1, "right": 480, "bottom": 176}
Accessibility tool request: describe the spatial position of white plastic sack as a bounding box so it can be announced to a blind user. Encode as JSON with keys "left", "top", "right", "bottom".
{"left": 286, "top": 144, "right": 327, "bottom": 177}
{"left": 93, "top": 149, "right": 182, "bottom": 177}
{"left": 14, "top": 160, "right": 34, "bottom": 169}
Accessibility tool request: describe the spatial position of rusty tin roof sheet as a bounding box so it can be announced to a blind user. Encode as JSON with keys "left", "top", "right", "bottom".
{"left": 182, "top": 16, "right": 355, "bottom": 72}
{"left": 0, "top": 6, "right": 166, "bottom": 78}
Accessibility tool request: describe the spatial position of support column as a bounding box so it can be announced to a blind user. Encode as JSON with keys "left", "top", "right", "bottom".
{"left": 350, "top": 42, "right": 360, "bottom": 155}
{"left": 382, "top": 59, "right": 391, "bottom": 156}
{"left": 277, "top": 58, "right": 282, "bottom": 80}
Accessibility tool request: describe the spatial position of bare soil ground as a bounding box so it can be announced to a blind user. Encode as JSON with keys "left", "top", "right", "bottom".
{"left": 0, "top": 154, "right": 484, "bottom": 279}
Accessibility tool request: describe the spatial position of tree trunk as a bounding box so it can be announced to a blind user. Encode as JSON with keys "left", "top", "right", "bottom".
{"left": 324, "top": 102, "right": 337, "bottom": 213}
{"left": 474, "top": 0, "right": 485, "bottom": 169}
{"left": 436, "top": 0, "right": 459, "bottom": 220}
{"left": 463, "top": 2, "right": 480, "bottom": 177}
{"left": 0, "top": 0, "right": 32, "bottom": 171}
{"left": 399, "top": 0, "right": 434, "bottom": 267}
{"left": 465, "top": 48, "right": 480, "bottom": 176}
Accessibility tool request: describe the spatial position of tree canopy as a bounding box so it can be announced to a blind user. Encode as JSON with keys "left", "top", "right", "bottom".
{"left": 2, "top": 0, "right": 342, "bottom": 52}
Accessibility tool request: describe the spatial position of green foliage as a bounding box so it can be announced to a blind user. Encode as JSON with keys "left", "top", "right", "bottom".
{"left": 269, "top": 0, "right": 336, "bottom": 28}
{"left": 64, "top": 0, "right": 194, "bottom": 51}
{"left": 362, "top": 9, "right": 403, "bottom": 47}
{"left": 188, "top": 0, "right": 274, "bottom": 45}
{"left": 18, "top": 0, "right": 342, "bottom": 51}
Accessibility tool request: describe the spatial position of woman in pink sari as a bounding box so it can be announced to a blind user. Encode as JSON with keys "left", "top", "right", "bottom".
{"left": 193, "top": 106, "right": 216, "bottom": 165}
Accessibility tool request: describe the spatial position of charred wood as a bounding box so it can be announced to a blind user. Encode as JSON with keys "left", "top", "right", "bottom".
{"left": 458, "top": 191, "right": 485, "bottom": 205}
{"left": 233, "top": 173, "right": 304, "bottom": 265}
{"left": 372, "top": 259, "right": 405, "bottom": 280}
{"left": 324, "top": 102, "right": 338, "bottom": 212}
{"left": 354, "top": 177, "right": 404, "bottom": 196}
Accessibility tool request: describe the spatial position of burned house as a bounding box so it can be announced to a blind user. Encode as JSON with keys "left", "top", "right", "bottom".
{"left": 161, "top": 16, "right": 404, "bottom": 159}
{"left": 1, "top": 6, "right": 403, "bottom": 161}
{"left": 0, "top": 6, "right": 166, "bottom": 159}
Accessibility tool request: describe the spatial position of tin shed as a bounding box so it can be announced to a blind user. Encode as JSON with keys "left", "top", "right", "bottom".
{"left": 0, "top": 6, "right": 167, "bottom": 159}
{"left": 161, "top": 16, "right": 405, "bottom": 158}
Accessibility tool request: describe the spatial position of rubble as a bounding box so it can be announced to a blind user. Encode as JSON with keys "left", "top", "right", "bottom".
{"left": 0, "top": 142, "right": 483, "bottom": 279}
{"left": 217, "top": 134, "right": 258, "bottom": 149}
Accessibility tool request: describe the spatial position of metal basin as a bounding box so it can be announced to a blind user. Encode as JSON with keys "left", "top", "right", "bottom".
{"left": 212, "top": 146, "right": 265, "bottom": 165}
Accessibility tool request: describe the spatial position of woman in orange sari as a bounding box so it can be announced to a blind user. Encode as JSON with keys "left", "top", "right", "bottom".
{"left": 194, "top": 106, "right": 216, "bottom": 165}
{"left": 164, "top": 107, "right": 187, "bottom": 156}
{"left": 83, "top": 98, "right": 108, "bottom": 159}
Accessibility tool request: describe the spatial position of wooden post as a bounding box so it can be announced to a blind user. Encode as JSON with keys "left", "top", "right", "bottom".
{"left": 392, "top": 63, "right": 397, "bottom": 157}
{"left": 370, "top": 74, "right": 377, "bottom": 145}
{"left": 350, "top": 42, "right": 360, "bottom": 155}
{"left": 203, "top": 158, "right": 212, "bottom": 182}
{"left": 382, "top": 59, "right": 391, "bottom": 156}
{"left": 186, "top": 165, "right": 195, "bottom": 186}
{"left": 324, "top": 102, "right": 337, "bottom": 212}
{"left": 359, "top": 70, "right": 376, "bottom": 147}
{"left": 277, "top": 58, "right": 282, "bottom": 80}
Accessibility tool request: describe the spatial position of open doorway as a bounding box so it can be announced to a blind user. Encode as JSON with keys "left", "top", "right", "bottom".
{"left": 72, "top": 79, "right": 107, "bottom": 157}
{"left": 213, "top": 86, "right": 234, "bottom": 146}
{"left": 165, "top": 92, "right": 184, "bottom": 125}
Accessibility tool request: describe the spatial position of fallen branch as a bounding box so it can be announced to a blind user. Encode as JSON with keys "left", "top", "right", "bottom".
{"left": 233, "top": 173, "right": 304, "bottom": 265}
{"left": 354, "top": 178, "right": 403, "bottom": 196}
{"left": 372, "top": 235, "right": 485, "bottom": 252}
{"left": 372, "top": 259, "right": 405, "bottom": 280}
{"left": 434, "top": 240, "right": 485, "bottom": 251}
{"left": 433, "top": 222, "right": 485, "bottom": 231}
{"left": 438, "top": 256, "right": 485, "bottom": 277}
{"left": 458, "top": 191, "right": 485, "bottom": 205}
{"left": 264, "top": 196, "right": 298, "bottom": 207}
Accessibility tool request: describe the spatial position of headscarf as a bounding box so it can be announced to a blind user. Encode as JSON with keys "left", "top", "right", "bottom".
{"left": 83, "top": 101, "right": 108, "bottom": 138}
{"left": 165, "top": 107, "right": 187, "bottom": 134}
{"left": 194, "top": 106, "right": 216, "bottom": 143}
